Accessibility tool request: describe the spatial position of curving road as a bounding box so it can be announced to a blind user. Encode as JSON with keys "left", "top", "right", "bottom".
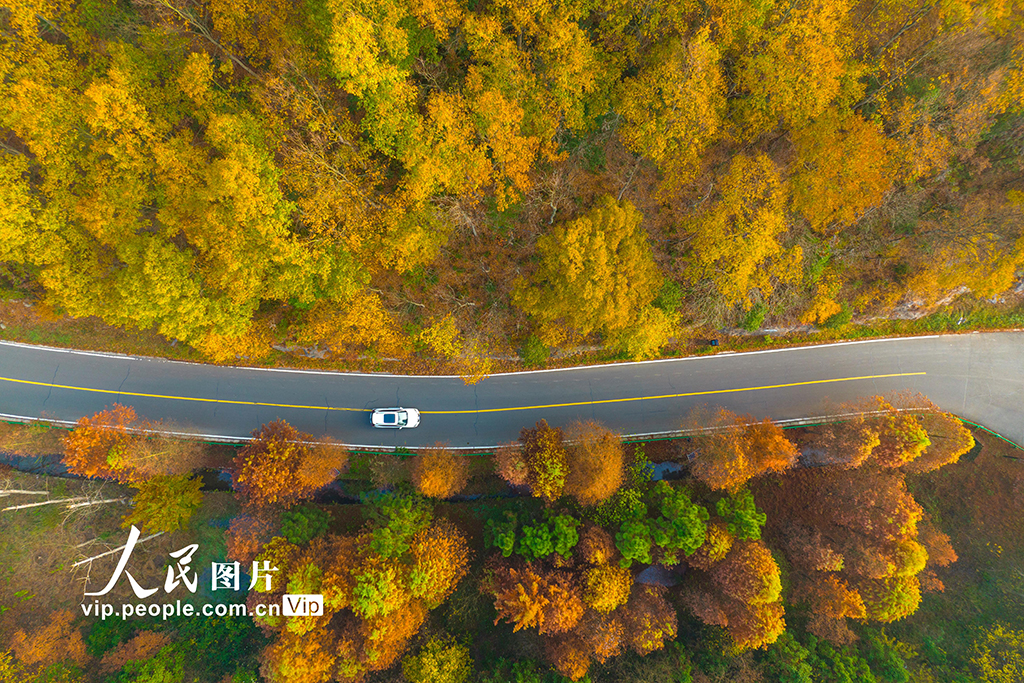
{"left": 0, "top": 333, "right": 1022, "bottom": 448}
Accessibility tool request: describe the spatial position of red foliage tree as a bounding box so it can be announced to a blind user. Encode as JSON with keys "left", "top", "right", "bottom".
{"left": 226, "top": 513, "right": 277, "bottom": 565}
{"left": 710, "top": 540, "right": 783, "bottom": 605}
{"left": 804, "top": 414, "right": 880, "bottom": 469}
{"left": 622, "top": 586, "right": 678, "bottom": 656}
{"left": 493, "top": 441, "right": 528, "bottom": 486}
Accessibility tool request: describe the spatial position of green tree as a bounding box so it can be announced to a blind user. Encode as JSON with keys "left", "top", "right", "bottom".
{"left": 715, "top": 489, "right": 767, "bottom": 541}
{"left": 281, "top": 504, "right": 333, "bottom": 545}
{"left": 805, "top": 636, "right": 876, "bottom": 683}
{"left": 361, "top": 491, "right": 433, "bottom": 558}
{"left": 121, "top": 474, "right": 203, "bottom": 534}
{"left": 615, "top": 518, "right": 653, "bottom": 568}
{"left": 516, "top": 513, "right": 580, "bottom": 561}
{"left": 484, "top": 511, "right": 518, "bottom": 558}
{"left": 763, "top": 632, "right": 813, "bottom": 683}
{"left": 402, "top": 636, "right": 472, "bottom": 683}
{"left": 648, "top": 481, "right": 710, "bottom": 565}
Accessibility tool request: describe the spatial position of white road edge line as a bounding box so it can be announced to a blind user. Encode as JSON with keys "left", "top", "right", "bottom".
{"left": 0, "top": 409, "right": 924, "bottom": 451}
{"left": 0, "top": 334, "right": 958, "bottom": 379}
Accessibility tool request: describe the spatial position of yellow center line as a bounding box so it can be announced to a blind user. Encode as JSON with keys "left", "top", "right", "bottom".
{"left": 0, "top": 376, "right": 366, "bottom": 412}
{"left": 0, "top": 371, "right": 926, "bottom": 414}
{"left": 422, "top": 372, "right": 927, "bottom": 414}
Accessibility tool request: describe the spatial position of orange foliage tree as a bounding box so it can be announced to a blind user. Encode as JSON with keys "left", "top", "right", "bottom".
{"left": 790, "top": 107, "right": 894, "bottom": 232}
{"left": 234, "top": 420, "right": 346, "bottom": 510}
{"left": 408, "top": 520, "right": 472, "bottom": 608}
{"left": 260, "top": 628, "right": 338, "bottom": 683}
{"left": 62, "top": 404, "right": 139, "bottom": 482}
{"left": 411, "top": 446, "right": 470, "bottom": 499}
{"left": 9, "top": 610, "right": 89, "bottom": 669}
{"left": 687, "top": 407, "right": 798, "bottom": 491}
{"left": 907, "top": 411, "right": 975, "bottom": 474}
{"left": 487, "top": 561, "right": 584, "bottom": 636}
{"left": 563, "top": 420, "right": 624, "bottom": 506}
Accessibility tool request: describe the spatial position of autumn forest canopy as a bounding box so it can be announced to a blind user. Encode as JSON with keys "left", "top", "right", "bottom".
{"left": 1, "top": 0, "right": 1023, "bottom": 364}
{"left": 6, "top": 394, "right": 1024, "bottom": 683}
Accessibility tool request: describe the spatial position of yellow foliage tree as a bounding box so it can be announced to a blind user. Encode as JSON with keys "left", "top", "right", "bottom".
{"left": 617, "top": 30, "right": 726, "bottom": 193}
{"left": 582, "top": 563, "right": 632, "bottom": 613}
{"left": 513, "top": 195, "right": 662, "bottom": 342}
{"left": 419, "top": 315, "right": 463, "bottom": 359}
{"left": 735, "top": 0, "right": 851, "bottom": 135}
{"left": 683, "top": 153, "right": 802, "bottom": 308}
{"left": 791, "top": 107, "right": 894, "bottom": 232}
{"left": 299, "top": 293, "right": 407, "bottom": 358}
{"left": 972, "top": 624, "right": 1024, "bottom": 683}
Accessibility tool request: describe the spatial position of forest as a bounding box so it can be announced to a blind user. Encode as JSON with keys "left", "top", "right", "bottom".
{"left": 1, "top": 0, "right": 1024, "bottom": 369}
{"left": 2, "top": 394, "right": 1024, "bottom": 682}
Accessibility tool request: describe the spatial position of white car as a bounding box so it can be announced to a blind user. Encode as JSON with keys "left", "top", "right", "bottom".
{"left": 371, "top": 407, "right": 421, "bottom": 429}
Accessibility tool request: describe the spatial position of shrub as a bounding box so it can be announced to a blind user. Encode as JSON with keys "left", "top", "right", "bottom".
{"left": 520, "top": 335, "right": 550, "bottom": 367}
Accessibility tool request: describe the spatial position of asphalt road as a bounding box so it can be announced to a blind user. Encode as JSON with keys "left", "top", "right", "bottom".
{"left": 0, "top": 333, "right": 1021, "bottom": 448}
